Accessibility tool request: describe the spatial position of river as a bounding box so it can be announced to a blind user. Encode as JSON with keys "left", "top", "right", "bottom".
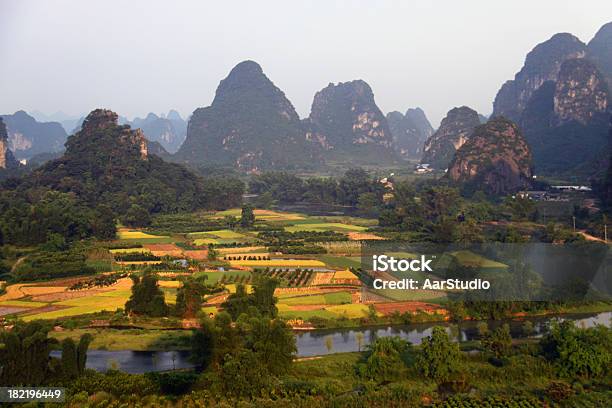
{"left": 55, "top": 311, "right": 610, "bottom": 374}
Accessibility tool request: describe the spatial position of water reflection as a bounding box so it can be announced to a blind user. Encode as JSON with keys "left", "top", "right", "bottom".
{"left": 58, "top": 312, "right": 610, "bottom": 372}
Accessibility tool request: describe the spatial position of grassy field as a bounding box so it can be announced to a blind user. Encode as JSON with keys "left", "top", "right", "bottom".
{"left": 228, "top": 259, "right": 326, "bottom": 267}
{"left": 317, "top": 255, "right": 362, "bottom": 269}
{"left": 285, "top": 223, "right": 367, "bottom": 233}
{"left": 109, "top": 247, "right": 150, "bottom": 254}
{"left": 188, "top": 229, "right": 248, "bottom": 239}
{"left": 49, "top": 328, "right": 191, "bottom": 351}
{"left": 23, "top": 291, "right": 131, "bottom": 321}
{"left": 194, "top": 270, "right": 251, "bottom": 284}
{"left": 278, "top": 303, "right": 371, "bottom": 319}
{"left": 279, "top": 291, "right": 352, "bottom": 306}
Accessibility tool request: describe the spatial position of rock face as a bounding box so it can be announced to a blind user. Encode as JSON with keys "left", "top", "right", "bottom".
{"left": 146, "top": 139, "right": 171, "bottom": 160}
{"left": 518, "top": 58, "right": 610, "bottom": 175}
{"left": 553, "top": 58, "right": 609, "bottom": 125}
{"left": 492, "top": 33, "right": 587, "bottom": 122}
{"left": 305, "top": 80, "right": 397, "bottom": 163}
{"left": 66, "top": 109, "right": 148, "bottom": 161}
{"left": 490, "top": 23, "right": 612, "bottom": 176}
{"left": 176, "top": 60, "right": 321, "bottom": 172}
{"left": 588, "top": 22, "right": 612, "bottom": 87}
{"left": 0, "top": 111, "right": 68, "bottom": 159}
{"left": 0, "top": 118, "right": 19, "bottom": 170}
{"left": 447, "top": 118, "right": 533, "bottom": 195}
{"left": 386, "top": 107, "right": 434, "bottom": 159}
{"left": 130, "top": 111, "right": 186, "bottom": 153}
{"left": 421, "top": 106, "right": 480, "bottom": 169}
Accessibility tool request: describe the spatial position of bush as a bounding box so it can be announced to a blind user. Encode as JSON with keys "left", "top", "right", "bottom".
{"left": 146, "top": 371, "right": 198, "bottom": 395}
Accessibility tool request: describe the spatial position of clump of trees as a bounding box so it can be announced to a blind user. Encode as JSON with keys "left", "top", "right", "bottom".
{"left": 357, "top": 337, "right": 411, "bottom": 382}
{"left": 540, "top": 320, "right": 611, "bottom": 379}
{"left": 190, "top": 276, "right": 295, "bottom": 398}
{"left": 221, "top": 276, "right": 279, "bottom": 320}
{"left": 0, "top": 320, "right": 92, "bottom": 386}
{"left": 125, "top": 270, "right": 169, "bottom": 317}
{"left": 249, "top": 168, "right": 386, "bottom": 211}
{"left": 174, "top": 277, "right": 207, "bottom": 318}
{"left": 0, "top": 190, "right": 116, "bottom": 246}
{"left": 8, "top": 248, "right": 94, "bottom": 282}
{"left": 415, "top": 327, "right": 462, "bottom": 381}
{"left": 240, "top": 204, "right": 255, "bottom": 228}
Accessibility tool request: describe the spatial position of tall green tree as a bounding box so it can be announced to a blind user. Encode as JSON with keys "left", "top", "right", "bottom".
{"left": 175, "top": 278, "right": 206, "bottom": 318}
{"left": 240, "top": 205, "right": 255, "bottom": 228}
{"left": 481, "top": 324, "right": 512, "bottom": 359}
{"left": 125, "top": 270, "right": 169, "bottom": 316}
{"left": 416, "top": 326, "right": 462, "bottom": 381}
{"left": 540, "top": 321, "right": 611, "bottom": 379}
{"left": 221, "top": 284, "right": 251, "bottom": 320}
{"left": 358, "top": 336, "right": 410, "bottom": 382}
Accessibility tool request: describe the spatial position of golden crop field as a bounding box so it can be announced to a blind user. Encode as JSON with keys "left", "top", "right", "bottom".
{"left": 109, "top": 247, "right": 151, "bottom": 254}
{"left": 118, "top": 229, "right": 169, "bottom": 240}
{"left": 115, "top": 261, "right": 163, "bottom": 265}
{"left": 332, "top": 270, "right": 359, "bottom": 280}
{"left": 218, "top": 246, "right": 266, "bottom": 254}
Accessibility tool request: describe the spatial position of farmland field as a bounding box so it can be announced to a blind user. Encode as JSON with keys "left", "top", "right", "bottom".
{"left": 284, "top": 223, "right": 367, "bottom": 233}
{"left": 228, "top": 259, "right": 326, "bottom": 267}
{"left": 0, "top": 207, "right": 456, "bottom": 330}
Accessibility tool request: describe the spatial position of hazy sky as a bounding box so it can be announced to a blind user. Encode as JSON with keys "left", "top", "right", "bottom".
{"left": 1, "top": 0, "right": 611, "bottom": 126}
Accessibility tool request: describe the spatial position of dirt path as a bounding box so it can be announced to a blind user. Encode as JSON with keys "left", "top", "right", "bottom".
{"left": 10, "top": 256, "right": 26, "bottom": 274}
{"left": 577, "top": 230, "right": 607, "bottom": 243}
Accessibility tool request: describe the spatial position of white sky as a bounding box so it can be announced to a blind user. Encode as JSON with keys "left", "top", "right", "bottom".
{"left": 1, "top": 0, "right": 611, "bottom": 126}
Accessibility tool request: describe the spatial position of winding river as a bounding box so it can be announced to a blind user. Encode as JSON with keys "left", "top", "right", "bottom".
{"left": 52, "top": 311, "right": 610, "bottom": 374}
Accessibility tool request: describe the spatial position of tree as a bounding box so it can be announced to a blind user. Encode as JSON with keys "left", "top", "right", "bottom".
{"left": 540, "top": 321, "right": 611, "bottom": 379}
{"left": 207, "top": 244, "right": 218, "bottom": 261}
{"left": 175, "top": 278, "right": 206, "bottom": 318}
{"left": 416, "top": 326, "right": 462, "bottom": 381}
{"left": 246, "top": 317, "right": 296, "bottom": 375}
{"left": 125, "top": 270, "right": 169, "bottom": 316}
{"left": 453, "top": 218, "right": 484, "bottom": 244}
{"left": 91, "top": 204, "right": 117, "bottom": 239}
{"left": 223, "top": 215, "right": 238, "bottom": 229}
{"left": 191, "top": 317, "right": 217, "bottom": 371}
{"left": 481, "top": 324, "right": 512, "bottom": 359}
{"left": 250, "top": 276, "right": 278, "bottom": 317}
{"left": 61, "top": 333, "right": 92, "bottom": 380}
{"left": 0, "top": 321, "right": 57, "bottom": 386}
{"left": 357, "top": 192, "right": 380, "bottom": 216}
{"left": 122, "top": 204, "right": 151, "bottom": 228}
{"left": 358, "top": 336, "right": 410, "bottom": 382}
{"left": 221, "top": 284, "right": 251, "bottom": 320}
{"left": 217, "top": 350, "right": 272, "bottom": 398}
{"left": 240, "top": 205, "right": 255, "bottom": 228}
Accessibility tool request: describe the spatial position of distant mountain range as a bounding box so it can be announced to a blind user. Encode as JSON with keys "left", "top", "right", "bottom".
{"left": 0, "top": 111, "right": 67, "bottom": 160}
{"left": 128, "top": 111, "right": 187, "bottom": 153}
{"left": 3, "top": 21, "right": 610, "bottom": 183}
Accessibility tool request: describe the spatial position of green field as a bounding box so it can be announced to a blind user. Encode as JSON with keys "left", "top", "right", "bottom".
{"left": 284, "top": 223, "right": 367, "bottom": 233}
{"left": 280, "top": 291, "right": 352, "bottom": 306}
{"left": 49, "top": 328, "right": 191, "bottom": 351}
{"left": 317, "top": 255, "right": 362, "bottom": 269}
{"left": 194, "top": 270, "right": 251, "bottom": 283}
{"left": 188, "top": 229, "right": 248, "bottom": 239}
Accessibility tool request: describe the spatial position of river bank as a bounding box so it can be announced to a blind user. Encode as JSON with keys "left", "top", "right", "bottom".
{"left": 50, "top": 310, "right": 610, "bottom": 373}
